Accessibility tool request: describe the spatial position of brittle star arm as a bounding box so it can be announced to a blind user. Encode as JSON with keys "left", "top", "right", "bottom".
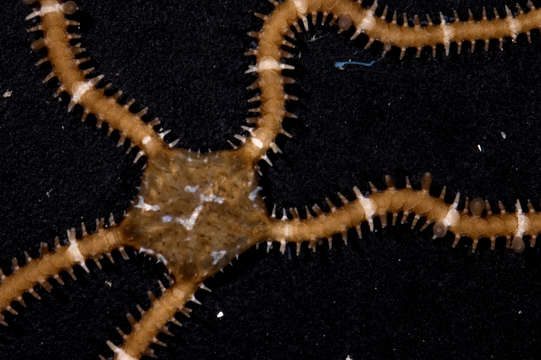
{"left": 237, "top": 0, "right": 541, "bottom": 164}
{"left": 25, "top": 0, "right": 168, "bottom": 159}
{"left": 0, "top": 224, "right": 125, "bottom": 326}
{"left": 105, "top": 280, "right": 200, "bottom": 360}
{"left": 266, "top": 174, "right": 541, "bottom": 254}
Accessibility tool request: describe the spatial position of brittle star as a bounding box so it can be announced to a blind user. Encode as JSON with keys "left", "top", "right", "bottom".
{"left": 3, "top": 0, "right": 541, "bottom": 359}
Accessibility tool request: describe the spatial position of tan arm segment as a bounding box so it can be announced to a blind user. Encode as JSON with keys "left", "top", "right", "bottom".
{"left": 0, "top": 225, "right": 124, "bottom": 325}
{"left": 267, "top": 175, "right": 541, "bottom": 253}
{"left": 27, "top": 0, "right": 167, "bottom": 158}
{"left": 238, "top": 0, "right": 541, "bottom": 163}
{"left": 107, "top": 281, "right": 198, "bottom": 360}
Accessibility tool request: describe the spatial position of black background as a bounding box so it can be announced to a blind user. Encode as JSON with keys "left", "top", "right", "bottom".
{"left": 2, "top": 0, "right": 541, "bottom": 359}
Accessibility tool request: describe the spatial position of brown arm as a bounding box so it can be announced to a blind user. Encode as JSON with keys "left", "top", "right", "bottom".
{"left": 237, "top": 0, "right": 541, "bottom": 164}
{"left": 104, "top": 280, "right": 200, "bottom": 360}
{"left": 0, "top": 224, "right": 125, "bottom": 326}
{"left": 265, "top": 174, "right": 538, "bottom": 254}
{"left": 25, "top": 0, "right": 169, "bottom": 159}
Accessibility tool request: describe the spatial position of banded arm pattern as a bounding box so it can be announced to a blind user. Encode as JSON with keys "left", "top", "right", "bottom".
{"left": 238, "top": 0, "right": 541, "bottom": 163}
{"left": 267, "top": 174, "right": 538, "bottom": 254}
{"left": 25, "top": 0, "right": 169, "bottom": 159}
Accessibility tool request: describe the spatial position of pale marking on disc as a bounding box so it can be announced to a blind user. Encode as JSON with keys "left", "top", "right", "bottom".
{"left": 176, "top": 187, "right": 225, "bottom": 231}
{"left": 71, "top": 81, "right": 92, "bottom": 105}
{"left": 135, "top": 196, "right": 160, "bottom": 212}
{"left": 211, "top": 250, "right": 227, "bottom": 265}
{"left": 184, "top": 185, "right": 200, "bottom": 193}
{"left": 248, "top": 186, "right": 262, "bottom": 201}
{"left": 177, "top": 205, "right": 204, "bottom": 231}
{"left": 515, "top": 200, "right": 529, "bottom": 238}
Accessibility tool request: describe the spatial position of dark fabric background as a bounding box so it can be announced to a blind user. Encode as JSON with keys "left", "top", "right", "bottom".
{"left": 2, "top": 0, "right": 541, "bottom": 359}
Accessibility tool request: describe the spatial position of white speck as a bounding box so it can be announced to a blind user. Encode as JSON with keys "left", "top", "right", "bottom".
{"left": 45, "top": 188, "right": 53, "bottom": 197}
{"left": 142, "top": 136, "right": 151, "bottom": 145}
{"left": 346, "top": 355, "right": 353, "bottom": 360}
{"left": 501, "top": 131, "right": 507, "bottom": 139}
{"left": 249, "top": 186, "right": 262, "bottom": 201}
{"left": 477, "top": 144, "right": 483, "bottom": 152}
{"left": 162, "top": 215, "right": 173, "bottom": 223}
{"left": 217, "top": 311, "right": 224, "bottom": 318}
{"left": 518, "top": 310, "right": 523, "bottom": 315}
{"left": 184, "top": 185, "right": 199, "bottom": 193}
{"left": 211, "top": 250, "right": 227, "bottom": 265}
{"left": 135, "top": 196, "right": 160, "bottom": 212}
{"left": 104, "top": 280, "right": 112, "bottom": 288}
{"left": 2, "top": 90, "right": 12, "bottom": 98}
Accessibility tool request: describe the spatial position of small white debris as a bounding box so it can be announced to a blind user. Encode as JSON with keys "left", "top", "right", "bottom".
{"left": 104, "top": 280, "right": 112, "bottom": 288}
{"left": 477, "top": 144, "right": 483, "bottom": 152}
{"left": 142, "top": 136, "right": 151, "bottom": 145}
{"left": 2, "top": 90, "right": 12, "bottom": 98}
{"left": 500, "top": 131, "right": 507, "bottom": 139}
{"left": 217, "top": 311, "right": 224, "bottom": 319}
{"left": 346, "top": 356, "right": 353, "bottom": 360}
{"left": 518, "top": 310, "right": 523, "bottom": 315}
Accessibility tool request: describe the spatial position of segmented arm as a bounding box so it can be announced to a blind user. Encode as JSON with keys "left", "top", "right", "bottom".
{"left": 25, "top": 0, "right": 168, "bottom": 159}
{"left": 239, "top": 0, "right": 541, "bottom": 164}
{"left": 105, "top": 280, "right": 199, "bottom": 360}
{"left": 266, "top": 174, "right": 540, "bottom": 254}
{"left": 0, "top": 224, "right": 125, "bottom": 326}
